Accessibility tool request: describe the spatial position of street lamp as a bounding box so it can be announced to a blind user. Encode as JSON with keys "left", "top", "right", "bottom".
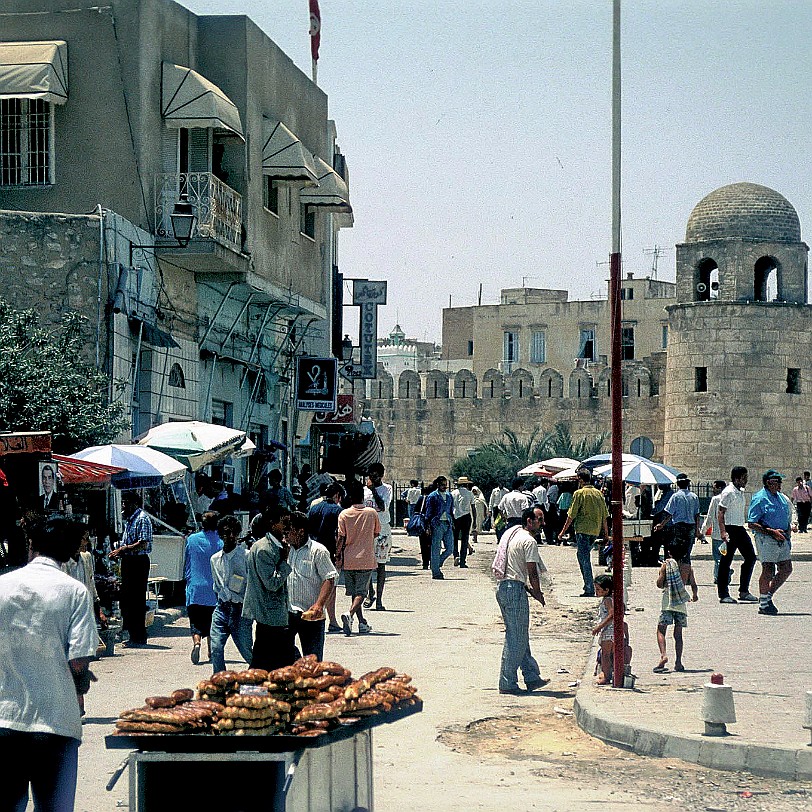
{"left": 341, "top": 334, "right": 354, "bottom": 362}
{"left": 129, "top": 194, "right": 197, "bottom": 264}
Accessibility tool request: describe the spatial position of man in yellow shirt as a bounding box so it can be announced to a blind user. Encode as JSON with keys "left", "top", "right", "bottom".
{"left": 558, "top": 469, "right": 609, "bottom": 597}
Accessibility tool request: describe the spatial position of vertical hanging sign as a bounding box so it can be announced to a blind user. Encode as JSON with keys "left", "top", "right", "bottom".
{"left": 352, "top": 280, "right": 387, "bottom": 378}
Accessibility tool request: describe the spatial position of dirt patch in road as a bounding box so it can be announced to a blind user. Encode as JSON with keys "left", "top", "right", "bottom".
{"left": 439, "top": 706, "right": 812, "bottom": 811}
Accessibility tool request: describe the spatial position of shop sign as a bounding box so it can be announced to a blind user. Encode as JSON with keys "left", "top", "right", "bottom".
{"left": 295, "top": 357, "right": 338, "bottom": 411}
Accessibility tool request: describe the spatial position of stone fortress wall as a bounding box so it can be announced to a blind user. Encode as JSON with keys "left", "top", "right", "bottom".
{"left": 362, "top": 361, "right": 665, "bottom": 483}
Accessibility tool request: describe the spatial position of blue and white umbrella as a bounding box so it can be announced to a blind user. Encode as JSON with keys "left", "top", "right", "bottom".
{"left": 580, "top": 452, "right": 651, "bottom": 470}
{"left": 592, "top": 458, "right": 681, "bottom": 486}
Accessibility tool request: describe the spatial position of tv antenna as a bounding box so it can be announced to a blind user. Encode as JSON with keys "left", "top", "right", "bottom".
{"left": 643, "top": 245, "right": 671, "bottom": 279}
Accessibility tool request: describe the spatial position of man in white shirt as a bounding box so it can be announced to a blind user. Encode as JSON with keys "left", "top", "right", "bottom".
{"left": 532, "top": 480, "right": 549, "bottom": 511}
{"left": 493, "top": 507, "right": 549, "bottom": 695}
{"left": 497, "top": 478, "right": 534, "bottom": 530}
{"left": 363, "top": 463, "right": 393, "bottom": 610}
{"left": 489, "top": 484, "right": 509, "bottom": 522}
{"left": 209, "top": 515, "right": 254, "bottom": 674}
{"left": 717, "top": 465, "right": 758, "bottom": 604}
{"left": 0, "top": 516, "right": 98, "bottom": 812}
{"left": 451, "top": 476, "right": 475, "bottom": 567}
{"left": 285, "top": 512, "right": 338, "bottom": 660}
{"left": 405, "top": 479, "right": 422, "bottom": 518}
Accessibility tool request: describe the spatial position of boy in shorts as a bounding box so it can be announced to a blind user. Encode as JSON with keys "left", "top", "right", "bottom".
{"left": 654, "top": 552, "right": 698, "bottom": 673}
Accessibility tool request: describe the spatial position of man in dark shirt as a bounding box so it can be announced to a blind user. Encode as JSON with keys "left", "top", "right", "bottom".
{"left": 307, "top": 482, "right": 344, "bottom": 632}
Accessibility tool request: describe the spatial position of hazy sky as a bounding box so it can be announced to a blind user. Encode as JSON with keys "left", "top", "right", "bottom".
{"left": 185, "top": 0, "right": 812, "bottom": 343}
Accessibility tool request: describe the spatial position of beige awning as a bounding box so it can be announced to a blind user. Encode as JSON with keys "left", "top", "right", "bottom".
{"left": 262, "top": 118, "right": 319, "bottom": 185}
{"left": 161, "top": 62, "right": 243, "bottom": 140}
{"left": 299, "top": 155, "right": 352, "bottom": 212}
{"left": 0, "top": 41, "right": 68, "bottom": 104}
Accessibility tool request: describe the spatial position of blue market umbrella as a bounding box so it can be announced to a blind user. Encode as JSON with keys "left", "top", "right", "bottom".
{"left": 592, "top": 458, "right": 680, "bottom": 486}
{"left": 70, "top": 444, "right": 187, "bottom": 489}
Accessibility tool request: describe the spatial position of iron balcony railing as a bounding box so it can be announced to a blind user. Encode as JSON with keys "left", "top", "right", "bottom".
{"left": 155, "top": 172, "right": 242, "bottom": 253}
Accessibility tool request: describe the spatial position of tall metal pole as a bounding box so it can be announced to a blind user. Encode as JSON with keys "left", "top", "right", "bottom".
{"left": 610, "top": 0, "right": 626, "bottom": 688}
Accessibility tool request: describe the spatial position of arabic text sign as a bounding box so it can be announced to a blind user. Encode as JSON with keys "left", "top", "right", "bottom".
{"left": 313, "top": 394, "right": 358, "bottom": 425}
{"left": 295, "top": 358, "right": 338, "bottom": 412}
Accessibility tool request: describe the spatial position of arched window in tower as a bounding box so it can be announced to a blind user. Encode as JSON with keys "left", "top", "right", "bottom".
{"left": 168, "top": 363, "right": 185, "bottom": 388}
{"left": 754, "top": 256, "right": 780, "bottom": 302}
{"left": 695, "top": 258, "right": 718, "bottom": 301}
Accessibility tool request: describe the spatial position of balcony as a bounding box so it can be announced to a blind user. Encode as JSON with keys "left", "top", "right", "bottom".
{"left": 155, "top": 173, "right": 243, "bottom": 261}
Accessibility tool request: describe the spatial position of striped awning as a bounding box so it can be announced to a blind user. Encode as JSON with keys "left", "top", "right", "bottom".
{"left": 0, "top": 41, "right": 68, "bottom": 104}
{"left": 262, "top": 119, "right": 319, "bottom": 185}
{"left": 52, "top": 454, "right": 126, "bottom": 487}
{"left": 161, "top": 62, "right": 243, "bottom": 140}
{"left": 299, "top": 155, "right": 352, "bottom": 212}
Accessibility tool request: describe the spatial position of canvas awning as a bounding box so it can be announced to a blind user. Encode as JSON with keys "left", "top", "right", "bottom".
{"left": 52, "top": 454, "right": 126, "bottom": 488}
{"left": 262, "top": 119, "right": 319, "bottom": 185}
{"left": 161, "top": 62, "right": 243, "bottom": 140}
{"left": 0, "top": 41, "right": 68, "bottom": 104}
{"left": 299, "top": 155, "right": 352, "bottom": 212}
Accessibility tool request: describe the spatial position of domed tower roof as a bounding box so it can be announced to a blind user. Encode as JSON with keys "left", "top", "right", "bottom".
{"left": 685, "top": 182, "right": 801, "bottom": 243}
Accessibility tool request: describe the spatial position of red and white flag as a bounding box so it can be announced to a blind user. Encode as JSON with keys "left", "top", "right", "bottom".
{"left": 309, "top": 0, "right": 321, "bottom": 62}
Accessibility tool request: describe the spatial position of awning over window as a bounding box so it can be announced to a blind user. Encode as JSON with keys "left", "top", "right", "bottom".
{"left": 0, "top": 41, "right": 68, "bottom": 104}
{"left": 262, "top": 119, "right": 319, "bottom": 185}
{"left": 299, "top": 155, "right": 352, "bottom": 212}
{"left": 161, "top": 62, "right": 243, "bottom": 140}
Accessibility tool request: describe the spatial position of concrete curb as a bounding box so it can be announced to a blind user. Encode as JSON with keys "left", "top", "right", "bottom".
{"left": 573, "top": 652, "right": 812, "bottom": 780}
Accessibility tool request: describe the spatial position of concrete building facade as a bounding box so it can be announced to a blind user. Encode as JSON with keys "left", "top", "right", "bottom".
{"left": 366, "top": 183, "right": 812, "bottom": 486}
{"left": 0, "top": 0, "right": 353, "bottom": 490}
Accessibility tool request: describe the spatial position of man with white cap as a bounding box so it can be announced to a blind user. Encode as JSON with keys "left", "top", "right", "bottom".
{"left": 451, "top": 476, "right": 475, "bottom": 567}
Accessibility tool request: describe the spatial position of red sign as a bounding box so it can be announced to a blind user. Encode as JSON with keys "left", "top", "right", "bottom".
{"left": 313, "top": 394, "right": 358, "bottom": 425}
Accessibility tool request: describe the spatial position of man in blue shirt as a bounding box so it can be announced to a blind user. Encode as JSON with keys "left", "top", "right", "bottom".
{"left": 653, "top": 474, "right": 701, "bottom": 583}
{"left": 423, "top": 476, "right": 455, "bottom": 580}
{"left": 184, "top": 511, "right": 223, "bottom": 664}
{"left": 747, "top": 469, "right": 793, "bottom": 616}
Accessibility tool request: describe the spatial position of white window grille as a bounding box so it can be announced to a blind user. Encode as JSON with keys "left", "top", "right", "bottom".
{"left": 530, "top": 330, "right": 546, "bottom": 363}
{"left": 1, "top": 99, "right": 53, "bottom": 186}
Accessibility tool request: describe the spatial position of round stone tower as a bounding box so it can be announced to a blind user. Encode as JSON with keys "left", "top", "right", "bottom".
{"left": 663, "top": 182, "right": 811, "bottom": 480}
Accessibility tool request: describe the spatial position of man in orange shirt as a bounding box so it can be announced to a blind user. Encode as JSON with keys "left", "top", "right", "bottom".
{"left": 336, "top": 479, "right": 380, "bottom": 636}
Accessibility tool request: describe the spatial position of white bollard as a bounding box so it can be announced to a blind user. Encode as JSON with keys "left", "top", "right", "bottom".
{"left": 804, "top": 690, "right": 812, "bottom": 746}
{"left": 701, "top": 675, "right": 736, "bottom": 736}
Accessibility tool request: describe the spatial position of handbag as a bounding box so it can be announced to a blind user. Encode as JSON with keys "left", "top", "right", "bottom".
{"left": 406, "top": 512, "right": 427, "bottom": 537}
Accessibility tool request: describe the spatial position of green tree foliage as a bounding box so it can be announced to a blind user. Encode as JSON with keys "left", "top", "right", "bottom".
{"left": 451, "top": 422, "right": 607, "bottom": 496}
{"left": 0, "top": 303, "right": 127, "bottom": 453}
{"left": 449, "top": 449, "right": 516, "bottom": 499}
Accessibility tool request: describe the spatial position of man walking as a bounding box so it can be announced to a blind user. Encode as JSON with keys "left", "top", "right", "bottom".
{"left": 243, "top": 511, "right": 297, "bottom": 670}
{"left": 700, "top": 480, "right": 726, "bottom": 585}
{"left": 285, "top": 511, "right": 338, "bottom": 659}
{"left": 405, "top": 479, "right": 422, "bottom": 518}
{"left": 363, "top": 463, "right": 392, "bottom": 610}
{"left": 423, "top": 476, "right": 455, "bottom": 579}
{"left": 747, "top": 469, "right": 793, "bottom": 615}
{"left": 791, "top": 475, "right": 812, "bottom": 533}
{"left": 209, "top": 515, "right": 254, "bottom": 674}
{"left": 451, "top": 475, "right": 475, "bottom": 568}
{"left": 653, "top": 473, "right": 702, "bottom": 583}
{"left": 558, "top": 469, "right": 609, "bottom": 597}
{"left": 184, "top": 510, "right": 222, "bottom": 664}
{"left": 496, "top": 478, "right": 533, "bottom": 530}
{"left": 0, "top": 517, "right": 98, "bottom": 812}
{"left": 492, "top": 507, "right": 549, "bottom": 695}
{"left": 308, "top": 481, "right": 344, "bottom": 631}
{"left": 108, "top": 491, "right": 152, "bottom": 647}
{"left": 716, "top": 466, "right": 758, "bottom": 604}
{"left": 337, "top": 480, "right": 380, "bottom": 635}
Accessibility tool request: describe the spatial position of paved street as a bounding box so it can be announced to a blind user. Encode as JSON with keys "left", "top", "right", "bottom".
{"left": 72, "top": 530, "right": 812, "bottom": 811}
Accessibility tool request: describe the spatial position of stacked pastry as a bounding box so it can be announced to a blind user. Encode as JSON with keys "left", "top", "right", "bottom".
{"left": 114, "top": 689, "right": 221, "bottom": 735}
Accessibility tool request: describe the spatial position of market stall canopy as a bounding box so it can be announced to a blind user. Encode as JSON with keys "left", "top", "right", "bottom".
{"left": 232, "top": 436, "right": 256, "bottom": 459}
{"left": 161, "top": 62, "right": 243, "bottom": 140}
{"left": 261, "top": 119, "right": 319, "bottom": 185}
{"left": 518, "top": 457, "right": 580, "bottom": 476}
{"left": 299, "top": 155, "right": 351, "bottom": 212}
{"left": 0, "top": 41, "right": 68, "bottom": 104}
{"left": 137, "top": 421, "right": 246, "bottom": 471}
{"left": 52, "top": 453, "right": 126, "bottom": 488}
{"left": 552, "top": 465, "right": 582, "bottom": 482}
{"left": 71, "top": 445, "right": 186, "bottom": 489}
{"left": 517, "top": 463, "right": 554, "bottom": 477}
{"left": 592, "top": 459, "right": 680, "bottom": 486}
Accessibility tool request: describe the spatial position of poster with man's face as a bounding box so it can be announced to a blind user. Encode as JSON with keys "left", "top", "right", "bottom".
{"left": 39, "top": 462, "right": 58, "bottom": 497}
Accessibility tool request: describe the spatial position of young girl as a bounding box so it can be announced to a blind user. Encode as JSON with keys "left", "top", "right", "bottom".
{"left": 591, "top": 574, "right": 615, "bottom": 685}
{"left": 654, "top": 553, "right": 698, "bottom": 672}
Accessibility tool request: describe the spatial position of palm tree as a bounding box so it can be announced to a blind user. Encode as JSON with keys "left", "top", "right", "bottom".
{"left": 539, "top": 422, "right": 607, "bottom": 460}
{"left": 481, "top": 427, "right": 548, "bottom": 471}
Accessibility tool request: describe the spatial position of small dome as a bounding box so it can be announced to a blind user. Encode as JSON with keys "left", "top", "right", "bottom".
{"left": 685, "top": 182, "right": 801, "bottom": 243}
